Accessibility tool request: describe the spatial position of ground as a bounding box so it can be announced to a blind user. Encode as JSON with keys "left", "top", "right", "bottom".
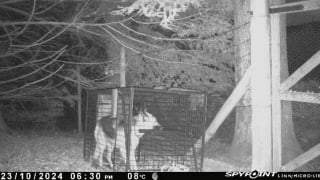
{"left": 0, "top": 131, "right": 97, "bottom": 172}
{"left": 1, "top": 100, "right": 320, "bottom": 172}
{"left": 1, "top": 114, "right": 319, "bottom": 172}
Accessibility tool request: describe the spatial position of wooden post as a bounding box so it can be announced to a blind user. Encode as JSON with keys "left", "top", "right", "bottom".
{"left": 270, "top": 0, "right": 286, "bottom": 171}
{"left": 120, "top": 46, "right": 126, "bottom": 87}
{"left": 77, "top": 65, "right": 82, "bottom": 133}
{"left": 250, "top": 0, "right": 272, "bottom": 171}
{"left": 111, "top": 47, "right": 126, "bottom": 118}
{"left": 119, "top": 46, "right": 130, "bottom": 170}
{"left": 0, "top": 109, "right": 8, "bottom": 133}
{"left": 111, "top": 89, "right": 118, "bottom": 118}
{"left": 270, "top": 15, "right": 282, "bottom": 172}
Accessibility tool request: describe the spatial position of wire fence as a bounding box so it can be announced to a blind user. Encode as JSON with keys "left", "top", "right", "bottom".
{"left": 284, "top": 11, "right": 320, "bottom": 170}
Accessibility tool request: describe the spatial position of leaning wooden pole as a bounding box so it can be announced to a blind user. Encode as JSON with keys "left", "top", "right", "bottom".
{"left": 203, "top": 66, "right": 252, "bottom": 145}
{"left": 250, "top": 0, "right": 272, "bottom": 171}
{"left": 189, "top": 66, "right": 252, "bottom": 155}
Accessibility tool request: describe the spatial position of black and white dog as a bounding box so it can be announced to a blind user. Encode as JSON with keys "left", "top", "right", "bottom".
{"left": 92, "top": 103, "right": 161, "bottom": 170}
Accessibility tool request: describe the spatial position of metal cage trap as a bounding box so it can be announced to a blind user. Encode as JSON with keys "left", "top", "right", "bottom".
{"left": 84, "top": 87, "right": 207, "bottom": 172}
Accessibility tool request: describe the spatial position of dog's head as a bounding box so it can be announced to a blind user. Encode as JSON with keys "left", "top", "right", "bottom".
{"left": 133, "top": 101, "right": 146, "bottom": 116}
{"left": 132, "top": 101, "right": 161, "bottom": 136}
{"left": 134, "top": 111, "right": 160, "bottom": 129}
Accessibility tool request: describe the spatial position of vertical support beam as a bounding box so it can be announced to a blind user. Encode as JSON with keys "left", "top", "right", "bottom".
{"left": 200, "top": 94, "right": 208, "bottom": 172}
{"left": 111, "top": 47, "right": 126, "bottom": 118}
{"left": 120, "top": 46, "right": 126, "bottom": 87}
{"left": 250, "top": 0, "right": 272, "bottom": 171}
{"left": 0, "top": 106, "right": 8, "bottom": 133}
{"left": 77, "top": 65, "right": 82, "bottom": 133}
{"left": 127, "top": 87, "right": 134, "bottom": 171}
{"left": 111, "top": 89, "right": 118, "bottom": 118}
{"left": 120, "top": 46, "right": 129, "bottom": 170}
{"left": 270, "top": 0, "right": 285, "bottom": 171}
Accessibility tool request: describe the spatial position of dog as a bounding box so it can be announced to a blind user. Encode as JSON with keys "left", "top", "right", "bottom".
{"left": 92, "top": 103, "right": 161, "bottom": 170}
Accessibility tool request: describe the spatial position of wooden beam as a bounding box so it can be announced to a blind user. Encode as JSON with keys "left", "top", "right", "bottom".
{"left": 120, "top": 46, "right": 126, "bottom": 87}
{"left": 270, "top": 0, "right": 320, "bottom": 15}
{"left": 280, "top": 50, "right": 320, "bottom": 91}
{"left": 111, "top": 89, "right": 118, "bottom": 118}
{"left": 287, "top": 10, "right": 320, "bottom": 26}
{"left": 111, "top": 46, "right": 126, "bottom": 118}
{"left": 270, "top": 3, "right": 284, "bottom": 170}
{"left": 77, "top": 65, "right": 82, "bottom": 133}
{"left": 192, "top": 66, "right": 252, "bottom": 151}
{"left": 204, "top": 66, "right": 251, "bottom": 144}
{"left": 281, "top": 91, "right": 320, "bottom": 104}
{"left": 281, "top": 143, "right": 320, "bottom": 171}
{"left": 250, "top": 0, "right": 272, "bottom": 171}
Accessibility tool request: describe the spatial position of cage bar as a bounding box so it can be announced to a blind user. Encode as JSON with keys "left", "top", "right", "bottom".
{"left": 84, "top": 87, "right": 207, "bottom": 172}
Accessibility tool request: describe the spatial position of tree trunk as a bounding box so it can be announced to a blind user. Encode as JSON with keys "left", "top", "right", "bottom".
{"left": 230, "top": 0, "right": 302, "bottom": 165}
{"left": 0, "top": 110, "right": 8, "bottom": 133}
{"left": 230, "top": 0, "right": 252, "bottom": 164}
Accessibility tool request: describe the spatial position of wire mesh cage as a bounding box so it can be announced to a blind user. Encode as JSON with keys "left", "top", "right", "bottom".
{"left": 284, "top": 11, "right": 320, "bottom": 170}
{"left": 84, "top": 87, "right": 207, "bottom": 172}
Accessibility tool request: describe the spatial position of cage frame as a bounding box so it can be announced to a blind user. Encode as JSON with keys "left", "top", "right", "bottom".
{"left": 84, "top": 87, "right": 207, "bottom": 172}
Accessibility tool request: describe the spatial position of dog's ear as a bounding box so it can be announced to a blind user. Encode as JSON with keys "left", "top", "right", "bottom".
{"left": 133, "top": 101, "right": 140, "bottom": 116}
{"left": 140, "top": 102, "right": 148, "bottom": 115}
{"left": 133, "top": 101, "right": 145, "bottom": 116}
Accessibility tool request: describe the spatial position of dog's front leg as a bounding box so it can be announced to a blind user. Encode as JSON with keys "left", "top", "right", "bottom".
{"left": 129, "top": 148, "right": 138, "bottom": 171}
{"left": 92, "top": 146, "right": 100, "bottom": 166}
{"left": 106, "top": 144, "right": 114, "bottom": 169}
{"left": 93, "top": 145, "right": 104, "bottom": 167}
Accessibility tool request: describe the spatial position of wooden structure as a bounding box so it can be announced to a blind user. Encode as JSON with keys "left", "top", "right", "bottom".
{"left": 269, "top": 0, "right": 320, "bottom": 171}
{"left": 199, "top": 0, "right": 320, "bottom": 171}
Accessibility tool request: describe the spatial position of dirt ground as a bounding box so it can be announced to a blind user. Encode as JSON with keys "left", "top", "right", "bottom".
{"left": 0, "top": 131, "right": 97, "bottom": 172}
{"left": 0, "top": 119, "right": 319, "bottom": 172}
{"left": 0, "top": 129, "right": 241, "bottom": 172}
{"left": 1, "top": 99, "right": 320, "bottom": 172}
